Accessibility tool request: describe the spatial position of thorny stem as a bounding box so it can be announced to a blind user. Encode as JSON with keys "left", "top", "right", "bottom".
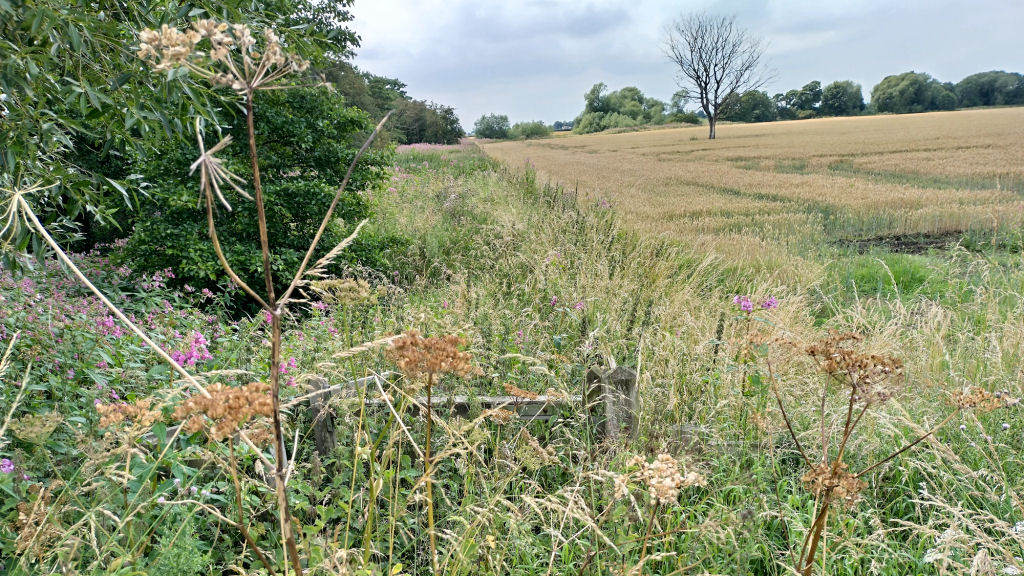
{"left": 228, "top": 439, "right": 276, "bottom": 575}
{"left": 426, "top": 371, "right": 438, "bottom": 574}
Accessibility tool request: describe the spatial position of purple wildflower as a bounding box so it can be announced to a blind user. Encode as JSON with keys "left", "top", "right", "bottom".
{"left": 761, "top": 296, "right": 778, "bottom": 310}
{"left": 734, "top": 295, "right": 753, "bottom": 312}
{"left": 550, "top": 296, "right": 558, "bottom": 307}
{"left": 0, "top": 459, "right": 13, "bottom": 474}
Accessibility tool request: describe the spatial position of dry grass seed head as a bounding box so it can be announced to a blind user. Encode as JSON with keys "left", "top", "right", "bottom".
{"left": 482, "top": 408, "right": 517, "bottom": 425}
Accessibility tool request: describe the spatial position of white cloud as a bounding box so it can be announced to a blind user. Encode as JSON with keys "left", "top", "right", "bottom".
{"left": 348, "top": 0, "right": 1024, "bottom": 127}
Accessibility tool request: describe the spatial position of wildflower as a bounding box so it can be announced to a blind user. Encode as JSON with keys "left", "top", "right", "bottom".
{"left": 574, "top": 300, "right": 585, "bottom": 310}
{"left": 0, "top": 459, "right": 13, "bottom": 474}
{"left": 190, "top": 486, "right": 198, "bottom": 495}
{"left": 613, "top": 473, "right": 630, "bottom": 500}
{"left": 761, "top": 296, "right": 778, "bottom": 309}
{"left": 733, "top": 295, "right": 753, "bottom": 312}
{"left": 156, "top": 496, "right": 166, "bottom": 504}
{"left": 201, "top": 489, "right": 210, "bottom": 497}
{"left": 550, "top": 296, "right": 558, "bottom": 307}
{"left": 1003, "top": 422, "right": 1011, "bottom": 430}
{"left": 960, "top": 424, "right": 967, "bottom": 431}
{"left": 173, "top": 478, "right": 181, "bottom": 486}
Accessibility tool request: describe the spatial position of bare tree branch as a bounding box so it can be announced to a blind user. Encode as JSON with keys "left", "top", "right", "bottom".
{"left": 664, "top": 13, "right": 769, "bottom": 139}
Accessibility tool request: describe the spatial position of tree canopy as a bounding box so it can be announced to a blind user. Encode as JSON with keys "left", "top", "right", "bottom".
{"left": 954, "top": 71, "right": 1024, "bottom": 107}
{"left": 0, "top": 0, "right": 359, "bottom": 262}
{"left": 573, "top": 83, "right": 668, "bottom": 134}
{"left": 820, "top": 81, "right": 865, "bottom": 116}
{"left": 871, "top": 72, "right": 958, "bottom": 114}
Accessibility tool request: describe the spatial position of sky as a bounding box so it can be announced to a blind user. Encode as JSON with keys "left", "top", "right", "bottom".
{"left": 348, "top": 0, "right": 1024, "bottom": 128}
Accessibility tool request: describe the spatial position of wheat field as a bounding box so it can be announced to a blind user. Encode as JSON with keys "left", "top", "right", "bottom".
{"left": 481, "top": 108, "right": 1024, "bottom": 272}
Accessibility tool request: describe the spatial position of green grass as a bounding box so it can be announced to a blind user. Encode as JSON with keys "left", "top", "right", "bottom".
{"left": 5, "top": 142, "right": 1022, "bottom": 575}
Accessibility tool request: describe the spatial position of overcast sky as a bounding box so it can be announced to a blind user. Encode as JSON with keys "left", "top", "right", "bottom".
{"left": 348, "top": 0, "right": 1024, "bottom": 128}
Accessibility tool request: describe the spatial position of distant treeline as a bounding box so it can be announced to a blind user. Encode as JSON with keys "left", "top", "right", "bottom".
{"left": 474, "top": 69, "right": 1024, "bottom": 138}
{"left": 325, "top": 61, "right": 465, "bottom": 145}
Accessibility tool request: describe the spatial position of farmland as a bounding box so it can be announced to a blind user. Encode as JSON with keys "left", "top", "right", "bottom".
{"left": 482, "top": 108, "right": 1024, "bottom": 280}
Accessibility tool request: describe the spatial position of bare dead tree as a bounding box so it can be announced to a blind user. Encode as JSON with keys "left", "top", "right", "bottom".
{"left": 664, "top": 13, "right": 769, "bottom": 139}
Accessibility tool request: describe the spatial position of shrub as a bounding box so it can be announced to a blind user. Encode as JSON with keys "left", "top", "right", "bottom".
{"left": 509, "top": 121, "right": 551, "bottom": 139}
{"left": 670, "top": 111, "right": 702, "bottom": 124}
{"left": 473, "top": 113, "right": 511, "bottom": 139}
{"left": 118, "top": 87, "right": 402, "bottom": 307}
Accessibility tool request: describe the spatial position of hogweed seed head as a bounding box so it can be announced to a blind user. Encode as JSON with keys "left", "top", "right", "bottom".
{"left": 801, "top": 461, "right": 865, "bottom": 507}
{"left": 172, "top": 382, "right": 273, "bottom": 441}
{"left": 387, "top": 330, "right": 477, "bottom": 379}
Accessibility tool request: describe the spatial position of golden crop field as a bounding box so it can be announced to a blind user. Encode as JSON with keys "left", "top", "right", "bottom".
{"left": 480, "top": 108, "right": 1024, "bottom": 270}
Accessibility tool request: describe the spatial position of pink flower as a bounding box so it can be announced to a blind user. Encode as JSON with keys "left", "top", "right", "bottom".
{"left": 761, "top": 296, "right": 778, "bottom": 310}
{"left": 0, "top": 459, "right": 13, "bottom": 474}
{"left": 734, "top": 295, "right": 753, "bottom": 313}
{"left": 550, "top": 296, "right": 558, "bottom": 307}
{"left": 574, "top": 301, "right": 585, "bottom": 310}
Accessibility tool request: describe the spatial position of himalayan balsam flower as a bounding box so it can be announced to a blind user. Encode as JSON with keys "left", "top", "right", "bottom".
{"left": 733, "top": 295, "right": 753, "bottom": 313}
{"left": 0, "top": 459, "right": 13, "bottom": 474}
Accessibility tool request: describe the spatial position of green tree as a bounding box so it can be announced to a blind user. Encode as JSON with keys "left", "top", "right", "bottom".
{"left": 871, "top": 71, "right": 958, "bottom": 114}
{"left": 669, "top": 89, "right": 691, "bottom": 115}
{"left": 795, "top": 80, "right": 822, "bottom": 112}
{"left": 119, "top": 87, "right": 395, "bottom": 304}
{"left": 573, "top": 85, "right": 668, "bottom": 133}
{"left": 509, "top": 121, "right": 551, "bottom": 139}
{"left": 583, "top": 82, "right": 610, "bottom": 113}
{"left": 721, "top": 90, "right": 777, "bottom": 123}
{"left": 390, "top": 99, "right": 464, "bottom": 144}
{"left": 0, "top": 0, "right": 358, "bottom": 262}
{"left": 820, "top": 80, "right": 865, "bottom": 116}
{"left": 955, "top": 71, "right": 1024, "bottom": 107}
{"left": 473, "top": 114, "right": 511, "bottom": 139}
